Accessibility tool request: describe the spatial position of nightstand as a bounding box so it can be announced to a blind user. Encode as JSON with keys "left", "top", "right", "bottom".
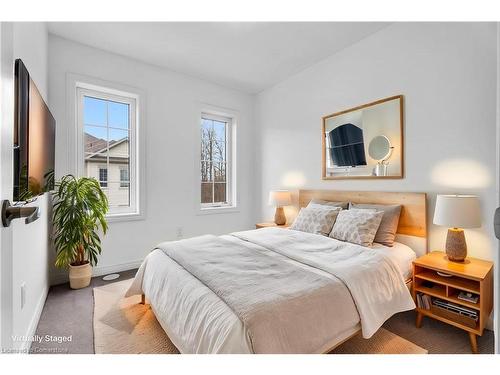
{"left": 412, "top": 251, "right": 493, "bottom": 353}
{"left": 255, "top": 222, "right": 290, "bottom": 229}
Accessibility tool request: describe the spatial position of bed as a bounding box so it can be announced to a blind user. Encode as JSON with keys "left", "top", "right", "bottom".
{"left": 126, "top": 190, "right": 427, "bottom": 354}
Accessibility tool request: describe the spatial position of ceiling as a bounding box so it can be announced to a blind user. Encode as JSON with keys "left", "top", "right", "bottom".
{"left": 48, "top": 22, "right": 389, "bottom": 94}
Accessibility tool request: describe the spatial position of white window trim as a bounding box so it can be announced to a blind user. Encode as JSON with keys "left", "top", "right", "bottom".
{"left": 196, "top": 104, "right": 239, "bottom": 215}
{"left": 67, "top": 73, "right": 146, "bottom": 222}
{"left": 200, "top": 112, "right": 232, "bottom": 209}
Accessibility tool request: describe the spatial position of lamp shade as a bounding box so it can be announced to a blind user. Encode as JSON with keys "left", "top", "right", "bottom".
{"left": 433, "top": 195, "right": 481, "bottom": 229}
{"left": 268, "top": 190, "right": 292, "bottom": 207}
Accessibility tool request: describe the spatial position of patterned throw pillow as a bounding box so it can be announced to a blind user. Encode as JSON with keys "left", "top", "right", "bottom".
{"left": 307, "top": 199, "right": 349, "bottom": 210}
{"left": 290, "top": 206, "right": 342, "bottom": 236}
{"left": 329, "top": 209, "right": 384, "bottom": 247}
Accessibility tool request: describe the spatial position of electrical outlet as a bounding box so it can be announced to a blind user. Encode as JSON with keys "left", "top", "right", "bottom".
{"left": 176, "top": 227, "right": 183, "bottom": 239}
{"left": 20, "top": 282, "right": 26, "bottom": 310}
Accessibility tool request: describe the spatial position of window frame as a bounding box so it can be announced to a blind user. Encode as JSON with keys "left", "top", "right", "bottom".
{"left": 98, "top": 166, "right": 108, "bottom": 188}
{"left": 200, "top": 112, "right": 232, "bottom": 209}
{"left": 196, "top": 106, "right": 238, "bottom": 215}
{"left": 119, "top": 166, "right": 130, "bottom": 189}
{"left": 76, "top": 84, "right": 139, "bottom": 218}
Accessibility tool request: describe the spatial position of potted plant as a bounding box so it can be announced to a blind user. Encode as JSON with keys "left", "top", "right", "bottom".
{"left": 52, "top": 175, "right": 108, "bottom": 289}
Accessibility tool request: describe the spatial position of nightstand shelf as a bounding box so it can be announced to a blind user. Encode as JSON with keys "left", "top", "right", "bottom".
{"left": 412, "top": 251, "right": 493, "bottom": 354}
{"left": 414, "top": 284, "right": 480, "bottom": 311}
{"left": 414, "top": 270, "right": 480, "bottom": 294}
{"left": 415, "top": 307, "right": 479, "bottom": 333}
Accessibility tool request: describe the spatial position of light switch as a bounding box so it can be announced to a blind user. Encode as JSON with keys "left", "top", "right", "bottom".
{"left": 20, "top": 282, "right": 26, "bottom": 309}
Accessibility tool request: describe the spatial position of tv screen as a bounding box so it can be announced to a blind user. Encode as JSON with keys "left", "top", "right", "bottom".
{"left": 13, "top": 59, "right": 55, "bottom": 202}
{"left": 328, "top": 123, "right": 367, "bottom": 167}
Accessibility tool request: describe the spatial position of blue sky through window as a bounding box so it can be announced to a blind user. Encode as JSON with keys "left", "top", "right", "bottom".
{"left": 84, "top": 96, "right": 129, "bottom": 142}
{"left": 84, "top": 96, "right": 129, "bottom": 129}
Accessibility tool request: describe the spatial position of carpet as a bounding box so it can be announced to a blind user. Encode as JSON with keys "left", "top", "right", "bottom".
{"left": 93, "top": 279, "right": 427, "bottom": 354}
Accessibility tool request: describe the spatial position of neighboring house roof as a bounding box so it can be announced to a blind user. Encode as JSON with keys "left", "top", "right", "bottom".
{"left": 85, "top": 133, "right": 108, "bottom": 154}
{"left": 85, "top": 132, "right": 128, "bottom": 160}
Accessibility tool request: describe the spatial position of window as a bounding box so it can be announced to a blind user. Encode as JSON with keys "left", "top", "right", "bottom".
{"left": 200, "top": 113, "right": 233, "bottom": 208}
{"left": 99, "top": 167, "right": 108, "bottom": 188}
{"left": 120, "top": 167, "right": 129, "bottom": 188}
{"left": 77, "top": 85, "right": 139, "bottom": 216}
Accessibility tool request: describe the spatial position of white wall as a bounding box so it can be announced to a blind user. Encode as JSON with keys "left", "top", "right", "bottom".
{"left": 48, "top": 35, "right": 257, "bottom": 282}
{"left": 11, "top": 195, "right": 51, "bottom": 350}
{"left": 256, "top": 22, "right": 498, "bottom": 262}
{"left": 0, "top": 22, "right": 49, "bottom": 352}
{"left": 13, "top": 23, "right": 48, "bottom": 100}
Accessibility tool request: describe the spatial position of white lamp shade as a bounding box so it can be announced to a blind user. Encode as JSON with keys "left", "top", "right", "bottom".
{"left": 268, "top": 190, "right": 292, "bottom": 207}
{"left": 433, "top": 195, "right": 481, "bottom": 228}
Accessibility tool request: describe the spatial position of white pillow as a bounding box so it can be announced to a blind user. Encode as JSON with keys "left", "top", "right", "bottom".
{"left": 329, "top": 209, "right": 384, "bottom": 247}
{"left": 290, "top": 206, "right": 342, "bottom": 236}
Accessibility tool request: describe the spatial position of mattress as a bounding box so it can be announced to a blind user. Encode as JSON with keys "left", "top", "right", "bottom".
{"left": 134, "top": 235, "right": 415, "bottom": 354}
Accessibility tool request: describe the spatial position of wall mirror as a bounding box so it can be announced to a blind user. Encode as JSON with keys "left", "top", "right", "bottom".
{"left": 322, "top": 95, "right": 404, "bottom": 179}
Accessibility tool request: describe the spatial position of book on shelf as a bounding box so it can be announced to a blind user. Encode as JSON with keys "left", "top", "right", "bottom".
{"left": 457, "top": 291, "right": 479, "bottom": 304}
{"left": 416, "top": 293, "right": 432, "bottom": 310}
{"left": 416, "top": 293, "right": 422, "bottom": 308}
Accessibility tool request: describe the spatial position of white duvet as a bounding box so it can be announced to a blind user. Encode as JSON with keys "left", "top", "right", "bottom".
{"left": 126, "top": 228, "right": 416, "bottom": 353}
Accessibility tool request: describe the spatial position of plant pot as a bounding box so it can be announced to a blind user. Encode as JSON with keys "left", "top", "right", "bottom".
{"left": 69, "top": 262, "right": 92, "bottom": 289}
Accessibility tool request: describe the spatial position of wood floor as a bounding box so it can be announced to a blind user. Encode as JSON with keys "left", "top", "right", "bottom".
{"left": 30, "top": 270, "right": 494, "bottom": 354}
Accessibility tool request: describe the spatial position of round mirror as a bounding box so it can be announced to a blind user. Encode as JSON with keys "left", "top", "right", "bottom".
{"left": 368, "top": 135, "right": 392, "bottom": 161}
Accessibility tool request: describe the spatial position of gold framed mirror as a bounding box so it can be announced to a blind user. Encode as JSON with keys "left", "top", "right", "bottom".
{"left": 322, "top": 95, "right": 404, "bottom": 180}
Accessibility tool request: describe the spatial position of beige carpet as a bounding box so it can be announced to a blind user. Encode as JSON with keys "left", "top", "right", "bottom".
{"left": 93, "top": 280, "right": 427, "bottom": 354}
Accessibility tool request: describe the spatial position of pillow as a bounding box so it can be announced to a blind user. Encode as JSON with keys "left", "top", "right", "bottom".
{"left": 307, "top": 199, "right": 349, "bottom": 210}
{"left": 290, "top": 206, "right": 341, "bottom": 236}
{"left": 349, "top": 203, "right": 402, "bottom": 247}
{"left": 330, "top": 209, "right": 384, "bottom": 247}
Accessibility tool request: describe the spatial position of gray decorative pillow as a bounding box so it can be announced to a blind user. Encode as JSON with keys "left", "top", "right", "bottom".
{"left": 290, "top": 206, "right": 341, "bottom": 236}
{"left": 330, "top": 209, "right": 384, "bottom": 247}
{"left": 349, "top": 203, "right": 402, "bottom": 247}
{"left": 307, "top": 199, "right": 349, "bottom": 210}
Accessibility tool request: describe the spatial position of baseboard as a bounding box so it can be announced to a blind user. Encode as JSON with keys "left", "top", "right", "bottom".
{"left": 18, "top": 285, "right": 48, "bottom": 353}
{"left": 50, "top": 259, "right": 143, "bottom": 286}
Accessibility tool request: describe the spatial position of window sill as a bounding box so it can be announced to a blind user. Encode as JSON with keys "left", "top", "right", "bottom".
{"left": 196, "top": 205, "right": 240, "bottom": 216}
{"left": 106, "top": 211, "right": 144, "bottom": 223}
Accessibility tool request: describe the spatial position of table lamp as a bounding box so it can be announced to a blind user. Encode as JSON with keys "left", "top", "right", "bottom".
{"left": 269, "top": 190, "right": 292, "bottom": 225}
{"left": 433, "top": 195, "right": 481, "bottom": 262}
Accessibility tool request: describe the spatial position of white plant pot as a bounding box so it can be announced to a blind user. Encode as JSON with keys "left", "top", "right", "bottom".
{"left": 69, "top": 263, "right": 92, "bottom": 289}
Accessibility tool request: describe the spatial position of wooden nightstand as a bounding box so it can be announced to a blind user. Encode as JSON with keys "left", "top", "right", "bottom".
{"left": 255, "top": 222, "right": 290, "bottom": 229}
{"left": 412, "top": 251, "right": 493, "bottom": 353}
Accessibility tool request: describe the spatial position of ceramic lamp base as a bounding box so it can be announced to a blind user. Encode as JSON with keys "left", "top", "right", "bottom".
{"left": 446, "top": 228, "right": 467, "bottom": 262}
{"left": 274, "top": 207, "right": 286, "bottom": 225}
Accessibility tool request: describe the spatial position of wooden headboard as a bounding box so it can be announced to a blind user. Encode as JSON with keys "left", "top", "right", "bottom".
{"left": 298, "top": 190, "right": 427, "bottom": 238}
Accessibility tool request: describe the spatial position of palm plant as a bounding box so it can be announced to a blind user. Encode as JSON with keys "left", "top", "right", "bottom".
{"left": 52, "top": 175, "right": 109, "bottom": 268}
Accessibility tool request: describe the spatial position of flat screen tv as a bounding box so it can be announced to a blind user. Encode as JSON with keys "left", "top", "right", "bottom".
{"left": 13, "top": 59, "right": 55, "bottom": 202}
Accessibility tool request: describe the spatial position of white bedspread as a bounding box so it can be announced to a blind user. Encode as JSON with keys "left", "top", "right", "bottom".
{"left": 232, "top": 228, "right": 415, "bottom": 338}
{"left": 126, "top": 228, "right": 415, "bottom": 352}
